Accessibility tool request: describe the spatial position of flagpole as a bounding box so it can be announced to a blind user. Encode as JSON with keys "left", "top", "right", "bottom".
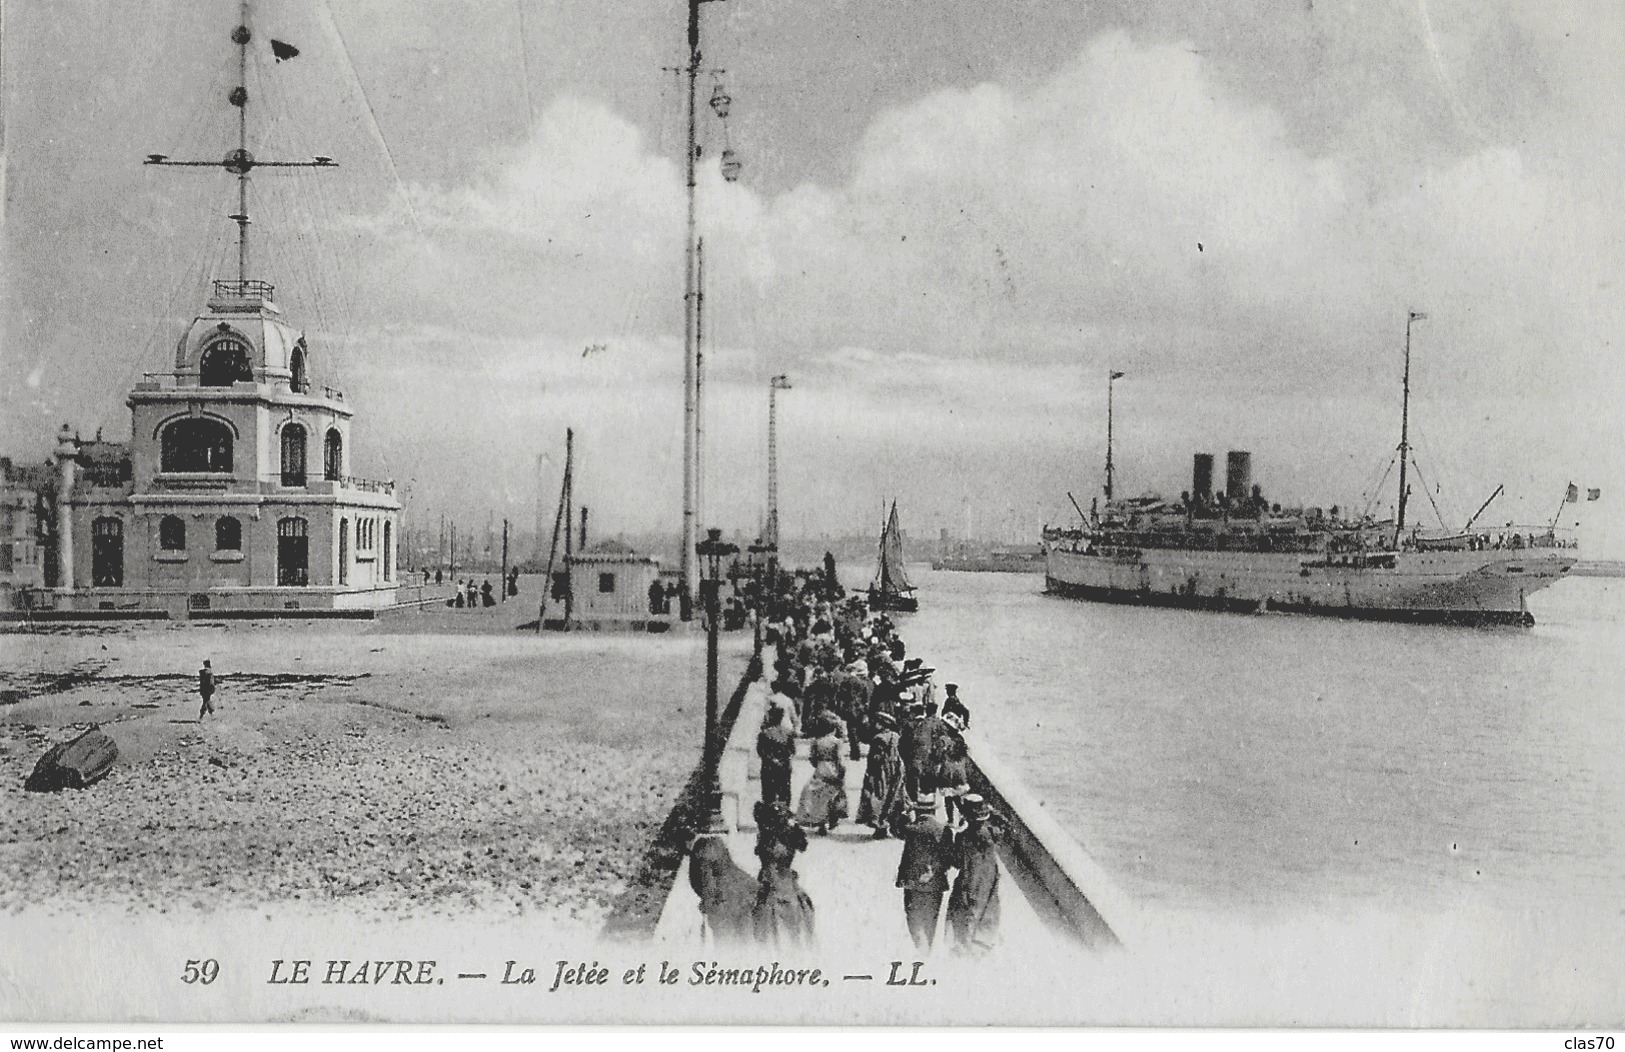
{"left": 1551, "top": 483, "right": 1578, "bottom": 531}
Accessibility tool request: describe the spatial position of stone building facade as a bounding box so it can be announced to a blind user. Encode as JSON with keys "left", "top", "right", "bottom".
{"left": 0, "top": 457, "right": 54, "bottom": 601}
{"left": 19, "top": 279, "right": 399, "bottom": 618}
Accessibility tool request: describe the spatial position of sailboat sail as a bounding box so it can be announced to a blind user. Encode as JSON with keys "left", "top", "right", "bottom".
{"left": 875, "top": 502, "right": 913, "bottom": 593}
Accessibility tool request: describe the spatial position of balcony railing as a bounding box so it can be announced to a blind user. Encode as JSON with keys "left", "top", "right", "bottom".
{"left": 135, "top": 372, "right": 345, "bottom": 402}
{"left": 211, "top": 279, "right": 275, "bottom": 301}
{"left": 334, "top": 475, "right": 395, "bottom": 495}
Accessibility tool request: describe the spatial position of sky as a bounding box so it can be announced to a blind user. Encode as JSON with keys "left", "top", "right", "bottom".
{"left": 3, "top": 0, "right": 1624, "bottom": 553}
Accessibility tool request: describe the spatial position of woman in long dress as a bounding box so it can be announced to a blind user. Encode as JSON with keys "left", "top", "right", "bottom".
{"left": 752, "top": 803, "right": 816, "bottom": 946}
{"left": 795, "top": 720, "right": 849, "bottom": 833}
{"left": 688, "top": 836, "right": 756, "bottom": 944}
{"left": 856, "top": 710, "right": 906, "bottom": 838}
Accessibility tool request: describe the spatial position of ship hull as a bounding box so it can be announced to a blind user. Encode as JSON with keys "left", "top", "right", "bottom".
{"left": 931, "top": 556, "right": 1044, "bottom": 574}
{"left": 1043, "top": 545, "right": 1574, "bottom": 627}
{"left": 868, "top": 587, "right": 919, "bottom": 613}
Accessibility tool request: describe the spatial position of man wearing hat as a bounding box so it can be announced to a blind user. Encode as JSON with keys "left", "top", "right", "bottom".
{"left": 899, "top": 699, "right": 933, "bottom": 801}
{"left": 942, "top": 683, "right": 970, "bottom": 730}
{"left": 946, "top": 794, "right": 1003, "bottom": 954}
{"left": 895, "top": 793, "right": 954, "bottom": 951}
{"left": 835, "top": 661, "right": 873, "bottom": 761}
{"left": 756, "top": 699, "right": 797, "bottom": 808}
{"left": 912, "top": 698, "right": 953, "bottom": 799}
{"left": 915, "top": 665, "right": 938, "bottom": 711}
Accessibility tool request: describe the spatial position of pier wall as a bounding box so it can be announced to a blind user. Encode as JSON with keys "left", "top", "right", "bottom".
{"left": 961, "top": 730, "right": 1124, "bottom": 949}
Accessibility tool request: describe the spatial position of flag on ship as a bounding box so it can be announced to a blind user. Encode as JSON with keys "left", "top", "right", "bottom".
{"left": 1589, "top": 488, "right": 1602, "bottom": 501}
{"left": 270, "top": 39, "right": 300, "bottom": 61}
{"left": 1566, "top": 482, "right": 1580, "bottom": 503}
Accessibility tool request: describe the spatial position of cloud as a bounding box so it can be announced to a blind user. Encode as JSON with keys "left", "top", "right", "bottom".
{"left": 354, "top": 27, "right": 1619, "bottom": 536}
{"left": 14, "top": 18, "right": 1619, "bottom": 545}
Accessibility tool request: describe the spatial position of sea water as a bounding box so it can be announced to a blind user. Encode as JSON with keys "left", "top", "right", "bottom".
{"left": 904, "top": 569, "right": 1625, "bottom": 1024}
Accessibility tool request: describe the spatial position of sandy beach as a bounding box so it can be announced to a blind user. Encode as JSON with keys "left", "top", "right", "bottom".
{"left": 0, "top": 599, "right": 752, "bottom": 929}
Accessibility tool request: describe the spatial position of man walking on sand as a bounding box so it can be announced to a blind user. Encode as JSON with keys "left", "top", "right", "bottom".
{"left": 197, "top": 659, "right": 217, "bottom": 720}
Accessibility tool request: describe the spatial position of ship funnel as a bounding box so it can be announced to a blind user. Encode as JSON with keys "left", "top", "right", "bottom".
{"left": 1192, "top": 453, "right": 1214, "bottom": 503}
{"left": 1226, "top": 451, "right": 1252, "bottom": 502}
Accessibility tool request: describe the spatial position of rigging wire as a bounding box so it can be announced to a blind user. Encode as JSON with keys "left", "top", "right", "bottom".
{"left": 1352, "top": 447, "right": 1394, "bottom": 518}
{"left": 1360, "top": 453, "right": 1399, "bottom": 520}
{"left": 513, "top": 0, "right": 538, "bottom": 133}
{"left": 1406, "top": 456, "right": 1451, "bottom": 532}
{"left": 251, "top": 26, "right": 377, "bottom": 398}
{"left": 94, "top": 45, "right": 236, "bottom": 436}
{"left": 316, "top": 0, "right": 425, "bottom": 241}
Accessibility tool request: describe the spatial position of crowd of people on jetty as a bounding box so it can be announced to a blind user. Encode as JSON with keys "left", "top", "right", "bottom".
{"left": 690, "top": 567, "right": 1003, "bottom": 956}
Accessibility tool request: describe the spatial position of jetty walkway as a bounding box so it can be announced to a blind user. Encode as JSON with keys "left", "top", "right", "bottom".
{"left": 655, "top": 674, "right": 1124, "bottom": 959}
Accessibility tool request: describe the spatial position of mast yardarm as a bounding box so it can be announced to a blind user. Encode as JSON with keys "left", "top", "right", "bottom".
{"left": 144, "top": 1, "right": 338, "bottom": 289}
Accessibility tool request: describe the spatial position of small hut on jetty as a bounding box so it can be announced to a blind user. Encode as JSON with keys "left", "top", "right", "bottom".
{"left": 542, "top": 539, "right": 673, "bottom": 633}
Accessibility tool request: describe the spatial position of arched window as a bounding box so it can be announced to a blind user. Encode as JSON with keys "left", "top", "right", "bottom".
{"left": 324, "top": 429, "right": 343, "bottom": 481}
{"left": 382, "top": 522, "right": 393, "bottom": 580}
{"left": 199, "top": 337, "right": 253, "bottom": 386}
{"left": 215, "top": 517, "right": 241, "bottom": 551}
{"left": 277, "top": 517, "right": 309, "bottom": 586}
{"left": 160, "top": 418, "right": 233, "bottom": 473}
{"left": 159, "top": 515, "right": 186, "bottom": 551}
{"left": 290, "top": 341, "right": 310, "bottom": 394}
{"left": 338, "top": 518, "right": 350, "bottom": 585}
{"left": 280, "top": 423, "right": 307, "bottom": 486}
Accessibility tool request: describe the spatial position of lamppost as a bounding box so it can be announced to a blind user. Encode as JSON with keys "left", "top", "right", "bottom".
{"left": 696, "top": 526, "right": 738, "bottom": 833}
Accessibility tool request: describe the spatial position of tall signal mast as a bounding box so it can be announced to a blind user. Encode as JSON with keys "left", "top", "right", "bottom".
{"left": 678, "top": 0, "right": 732, "bottom": 613}
{"left": 766, "top": 375, "right": 791, "bottom": 550}
{"left": 144, "top": 1, "right": 337, "bottom": 289}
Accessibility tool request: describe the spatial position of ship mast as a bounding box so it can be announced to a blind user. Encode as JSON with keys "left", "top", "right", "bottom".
{"left": 1395, "top": 311, "right": 1426, "bottom": 543}
{"left": 1104, "top": 369, "right": 1124, "bottom": 501}
{"left": 145, "top": 0, "right": 337, "bottom": 289}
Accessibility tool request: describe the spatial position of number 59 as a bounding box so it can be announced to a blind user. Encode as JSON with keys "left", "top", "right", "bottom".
{"left": 182, "top": 959, "right": 219, "bottom": 984}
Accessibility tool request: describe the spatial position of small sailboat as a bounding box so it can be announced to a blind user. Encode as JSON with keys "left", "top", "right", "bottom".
{"left": 868, "top": 501, "right": 919, "bottom": 612}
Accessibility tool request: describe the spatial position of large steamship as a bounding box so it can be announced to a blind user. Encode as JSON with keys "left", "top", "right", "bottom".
{"left": 1041, "top": 317, "right": 1577, "bottom": 627}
